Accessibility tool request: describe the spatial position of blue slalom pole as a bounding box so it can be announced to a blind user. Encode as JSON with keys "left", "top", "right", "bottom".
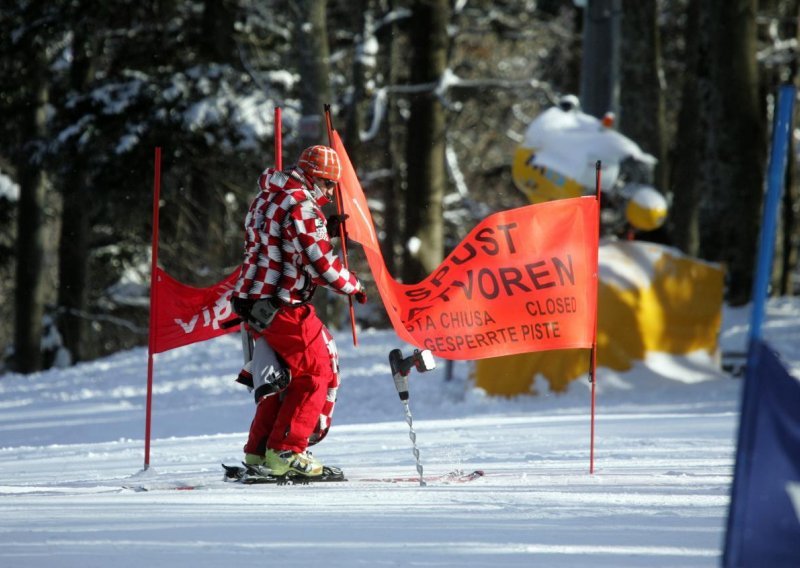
{"left": 747, "top": 83, "right": 795, "bottom": 345}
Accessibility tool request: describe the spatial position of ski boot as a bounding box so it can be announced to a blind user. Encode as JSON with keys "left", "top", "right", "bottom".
{"left": 265, "top": 449, "right": 323, "bottom": 477}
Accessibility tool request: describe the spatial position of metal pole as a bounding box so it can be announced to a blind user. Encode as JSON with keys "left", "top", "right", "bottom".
{"left": 390, "top": 349, "right": 435, "bottom": 486}
{"left": 579, "top": 0, "right": 621, "bottom": 119}
{"left": 403, "top": 400, "right": 426, "bottom": 487}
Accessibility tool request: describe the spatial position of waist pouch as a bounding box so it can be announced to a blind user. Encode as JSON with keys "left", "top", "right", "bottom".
{"left": 249, "top": 298, "right": 281, "bottom": 332}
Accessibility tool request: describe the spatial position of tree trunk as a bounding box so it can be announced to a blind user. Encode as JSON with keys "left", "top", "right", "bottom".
{"left": 402, "top": 0, "right": 449, "bottom": 284}
{"left": 343, "top": 0, "right": 368, "bottom": 163}
{"left": 382, "top": 0, "right": 403, "bottom": 278}
{"left": 669, "top": 0, "right": 710, "bottom": 255}
{"left": 618, "top": 0, "right": 667, "bottom": 195}
{"left": 293, "top": 0, "right": 338, "bottom": 323}
{"left": 701, "top": 0, "right": 765, "bottom": 306}
{"left": 296, "top": 0, "right": 332, "bottom": 150}
{"left": 775, "top": 1, "right": 800, "bottom": 295}
{"left": 781, "top": 132, "right": 797, "bottom": 295}
{"left": 201, "top": 0, "right": 236, "bottom": 64}
{"left": 57, "top": 22, "right": 96, "bottom": 363}
{"left": 57, "top": 173, "right": 90, "bottom": 363}
{"left": 14, "top": 34, "right": 49, "bottom": 373}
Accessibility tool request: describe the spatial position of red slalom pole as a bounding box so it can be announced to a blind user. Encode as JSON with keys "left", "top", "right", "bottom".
{"left": 323, "top": 104, "right": 358, "bottom": 347}
{"left": 144, "top": 146, "right": 162, "bottom": 470}
{"left": 275, "top": 107, "right": 282, "bottom": 169}
{"left": 589, "top": 160, "right": 602, "bottom": 474}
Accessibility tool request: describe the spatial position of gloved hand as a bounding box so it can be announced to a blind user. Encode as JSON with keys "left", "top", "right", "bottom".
{"left": 354, "top": 282, "right": 368, "bottom": 304}
{"left": 326, "top": 213, "right": 349, "bottom": 239}
{"left": 231, "top": 296, "right": 255, "bottom": 319}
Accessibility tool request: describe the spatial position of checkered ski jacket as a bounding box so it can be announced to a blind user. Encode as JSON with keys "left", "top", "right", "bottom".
{"left": 233, "top": 166, "right": 362, "bottom": 304}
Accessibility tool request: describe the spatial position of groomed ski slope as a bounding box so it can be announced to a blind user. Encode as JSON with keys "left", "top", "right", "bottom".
{"left": 0, "top": 300, "right": 798, "bottom": 567}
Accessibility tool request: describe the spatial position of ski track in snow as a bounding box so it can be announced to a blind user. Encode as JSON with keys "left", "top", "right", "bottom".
{"left": 0, "top": 301, "right": 797, "bottom": 567}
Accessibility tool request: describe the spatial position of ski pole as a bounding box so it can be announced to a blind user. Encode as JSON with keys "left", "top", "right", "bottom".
{"left": 323, "top": 104, "right": 358, "bottom": 347}
{"left": 389, "top": 348, "right": 436, "bottom": 487}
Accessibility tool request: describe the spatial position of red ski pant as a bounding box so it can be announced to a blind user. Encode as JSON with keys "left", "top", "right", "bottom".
{"left": 244, "top": 304, "right": 339, "bottom": 455}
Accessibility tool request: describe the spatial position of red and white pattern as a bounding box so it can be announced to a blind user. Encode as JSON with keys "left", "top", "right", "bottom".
{"left": 234, "top": 167, "right": 361, "bottom": 304}
{"left": 313, "top": 326, "right": 340, "bottom": 443}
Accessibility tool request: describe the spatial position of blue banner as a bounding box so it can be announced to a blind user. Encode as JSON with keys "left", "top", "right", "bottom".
{"left": 723, "top": 339, "right": 800, "bottom": 567}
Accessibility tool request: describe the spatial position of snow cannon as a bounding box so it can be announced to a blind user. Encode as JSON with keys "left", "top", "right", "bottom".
{"left": 624, "top": 185, "right": 668, "bottom": 232}
{"left": 512, "top": 95, "right": 657, "bottom": 203}
{"left": 389, "top": 349, "right": 436, "bottom": 401}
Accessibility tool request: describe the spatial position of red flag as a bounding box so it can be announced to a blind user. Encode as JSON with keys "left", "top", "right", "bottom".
{"left": 152, "top": 267, "right": 240, "bottom": 353}
{"left": 332, "top": 131, "right": 599, "bottom": 360}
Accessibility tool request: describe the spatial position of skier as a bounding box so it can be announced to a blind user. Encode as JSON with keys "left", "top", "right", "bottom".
{"left": 231, "top": 145, "right": 367, "bottom": 478}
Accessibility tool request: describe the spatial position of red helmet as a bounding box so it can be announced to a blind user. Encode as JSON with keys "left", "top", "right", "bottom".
{"left": 298, "top": 145, "right": 341, "bottom": 181}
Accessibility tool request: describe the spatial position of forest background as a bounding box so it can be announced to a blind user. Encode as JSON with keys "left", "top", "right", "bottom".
{"left": 1, "top": 0, "right": 798, "bottom": 374}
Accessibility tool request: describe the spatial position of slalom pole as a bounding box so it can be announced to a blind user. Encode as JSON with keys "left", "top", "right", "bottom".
{"left": 748, "top": 84, "right": 795, "bottom": 346}
{"left": 589, "top": 160, "right": 602, "bottom": 474}
{"left": 144, "top": 146, "right": 162, "bottom": 471}
{"left": 323, "top": 104, "right": 358, "bottom": 346}
{"left": 275, "top": 106, "right": 283, "bottom": 169}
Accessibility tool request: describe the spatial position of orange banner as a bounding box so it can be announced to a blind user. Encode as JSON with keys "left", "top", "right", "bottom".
{"left": 332, "top": 131, "right": 599, "bottom": 360}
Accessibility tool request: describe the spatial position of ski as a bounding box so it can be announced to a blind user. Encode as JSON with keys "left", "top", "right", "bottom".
{"left": 440, "top": 469, "right": 485, "bottom": 483}
{"left": 123, "top": 483, "right": 204, "bottom": 492}
{"left": 222, "top": 464, "right": 484, "bottom": 485}
{"left": 359, "top": 469, "right": 485, "bottom": 484}
{"left": 222, "top": 463, "right": 347, "bottom": 485}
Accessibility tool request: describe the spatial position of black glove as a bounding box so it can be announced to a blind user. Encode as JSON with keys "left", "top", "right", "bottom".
{"left": 354, "top": 284, "right": 367, "bottom": 304}
{"left": 231, "top": 296, "right": 255, "bottom": 319}
{"left": 326, "top": 213, "right": 349, "bottom": 239}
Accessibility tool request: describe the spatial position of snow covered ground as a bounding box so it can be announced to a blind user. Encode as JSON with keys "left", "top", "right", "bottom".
{"left": 0, "top": 299, "right": 798, "bottom": 567}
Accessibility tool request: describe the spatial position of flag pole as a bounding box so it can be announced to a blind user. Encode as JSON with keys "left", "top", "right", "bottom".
{"left": 589, "top": 160, "right": 602, "bottom": 474}
{"left": 275, "top": 106, "right": 283, "bottom": 169}
{"left": 324, "top": 104, "right": 358, "bottom": 346}
{"left": 144, "top": 146, "right": 162, "bottom": 471}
